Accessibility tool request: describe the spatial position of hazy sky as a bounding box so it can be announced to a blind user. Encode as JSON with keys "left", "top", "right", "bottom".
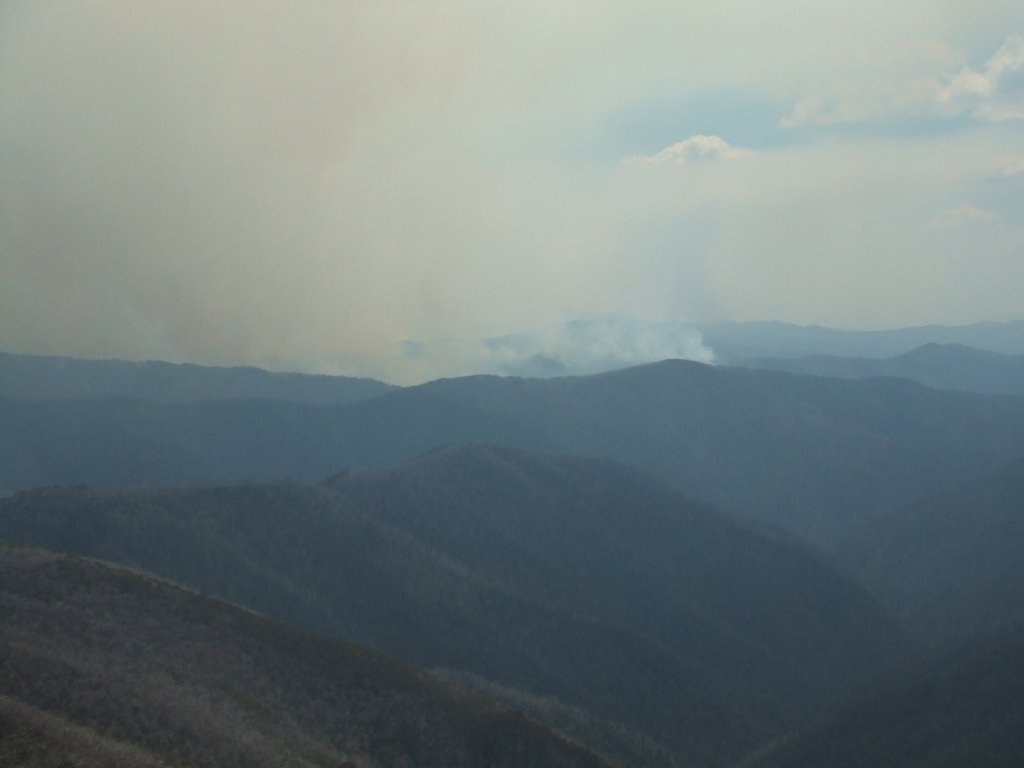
{"left": 2, "top": 2, "right": 1022, "bottom": 381}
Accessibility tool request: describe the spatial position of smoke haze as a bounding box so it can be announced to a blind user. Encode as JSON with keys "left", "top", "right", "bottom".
{"left": 1, "top": 2, "right": 1022, "bottom": 383}
{"left": 401, "top": 317, "right": 715, "bottom": 381}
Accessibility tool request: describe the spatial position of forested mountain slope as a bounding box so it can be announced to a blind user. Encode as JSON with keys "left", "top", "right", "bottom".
{"left": 748, "top": 624, "right": 1024, "bottom": 768}
{"left": 0, "top": 544, "right": 611, "bottom": 768}
{"left": 0, "top": 446, "right": 904, "bottom": 765}
{"left": 838, "top": 456, "right": 1024, "bottom": 643}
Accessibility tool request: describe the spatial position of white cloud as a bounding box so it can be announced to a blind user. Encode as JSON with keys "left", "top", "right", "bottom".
{"left": 780, "top": 36, "right": 967, "bottom": 127}
{"left": 624, "top": 135, "right": 750, "bottom": 167}
{"left": 781, "top": 97, "right": 893, "bottom": 127}
{"left": 784, "top": 33, "right": 1024, "bottom": 126}
{"left": 931, "top": 204, "right": 1001, "bottom": 227}
{"left": 998, "top": 157, "right": 1024, "bottom": 176}
{"left": 939, "top": 34, "right": 1024, "bottom": 120}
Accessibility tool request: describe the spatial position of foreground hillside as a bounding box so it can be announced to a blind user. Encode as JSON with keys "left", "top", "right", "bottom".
{"left": 749, "top": 625, "right": 1024, "bottom": 768}
{"left": 4, "top": 360, "right": 1024, "bottom": 548}
{"left": 0, "top": 544, "right": 611, "bottom": 768}
{"left": 0, "top": 446, "right": 903, "bottom": 765}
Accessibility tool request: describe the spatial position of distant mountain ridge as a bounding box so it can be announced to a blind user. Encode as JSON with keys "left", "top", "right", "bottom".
{"left": 4, "top": 359, "right": 1024, "bottom": 548}
{"left": 700, "top": 319, "right": 1024, "bottom": 362}
{"left": 0, "top": 445, "right": 905, "bottom": 766}
{"left": 7, "top": 318, "right": 1024, "bottom": 391}
{"left": 737, "top": 343, "right": 1024, "bottom": 396}
{"left": 0, "top": 350, "right": 395, "bottom": 403}
{"left": 402, "top": 318, "right": 1024, "bottom": 378}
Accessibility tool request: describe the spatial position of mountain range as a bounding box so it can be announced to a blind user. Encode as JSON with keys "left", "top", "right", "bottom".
{"left": 402, "top": 318, "right": 1024, "bottom": 378}
{"left": 5, "top": 357, "right": 1024, "bottom": 550}
{"left": 0, "top": 445, "right": 905, "bottom": 766}
{"left": 5, "top": 334, "right": 1024, "bottom": 766}
{"left": 700, "top": 319, "right": 1024, "bottom": 362}
{"left": 737, "top": 343, "right": 1024, "bottom": 396}
{"left": 0, "top": 351, "right": 394, "bottom": 404}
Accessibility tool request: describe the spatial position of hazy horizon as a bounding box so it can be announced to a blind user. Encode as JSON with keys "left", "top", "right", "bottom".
{"left": 2, "top": 3, "right": 1022, "bottom": 383}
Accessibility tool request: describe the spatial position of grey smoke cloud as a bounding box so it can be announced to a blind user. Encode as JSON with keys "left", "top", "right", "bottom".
{"left": 0, "top": 2, "right": 650, "bottom": 383}
{"left": 400, "top": 317, "right": 715, "bottom": 381}
{"left": 1, "top": 2, "right": 1022, "bottom": 384}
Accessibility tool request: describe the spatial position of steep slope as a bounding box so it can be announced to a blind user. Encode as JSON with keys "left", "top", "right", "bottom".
{"left": 325, "top": 445, "right": 901, "bottom": 703}
{"left": 0, "top": 544, "right": 611, "bottom": 768}
{"left": 0, "top": 351, "right": 394, "bottom": 404}
{"left": 838, "top": 456, "right": 1024, "bottom": 643}
{"left": 5, "top": 360, "right": 1024, "bottom": 547}
{"left": 0, "top": 447, "right": 903, "bottom": 765}
{"left": 738, "top": 343, "right": 1024, "bottom": 396}
{"left": 747, "top": 625, "right": 1024, "bottom": 768}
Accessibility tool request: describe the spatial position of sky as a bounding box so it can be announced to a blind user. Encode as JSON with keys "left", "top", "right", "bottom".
{"left": 1, "top": 2, "right": 1023, "bottom": 382}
